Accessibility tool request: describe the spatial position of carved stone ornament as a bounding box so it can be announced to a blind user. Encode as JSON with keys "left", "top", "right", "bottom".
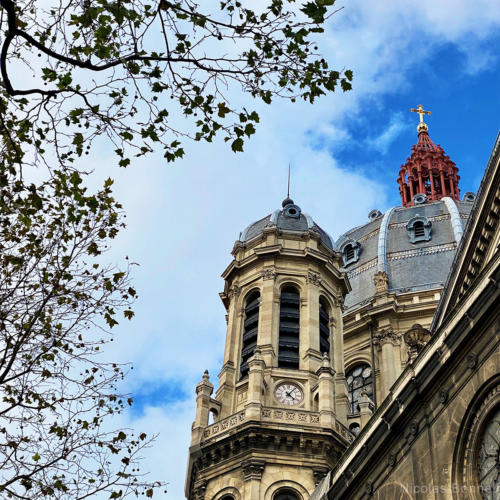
{"left": 313, "top": 467, "right": 330, "bottom": 486}
{"left": 387, "top": 453, "right": 396, "bottom": 467}
{"left": 439, "top": 387, "right": 449, "bottom": 405}
{"left": 261, "top": 268, "right": 277, "bottom": 281}
{"left": 405, "top": 419, "right": 419, "bottom": 442}
{"left": 373, "top": 271, "right": 389, "bottom": 294}
{"left": 242, "top": 459, "right": 265, "bottom": 481}
{"left": 467, "top": 352, "right": 478, "bottom": 370}
{"left": 307, "top": 271, "right": 322, "bottom": 286}
{"left": 374, "top": 327, "right": 401, "bottom": 347}
{"left": 228, "top": 284, "right": 241, "bottom": 298}
{"left": 365, "top": 480, "right": 374, "bottom": 495}
{"left": 404, "top": 323, "right": 431, "bottom": 363}
{"left": 193, "top": 480, "right": 207, "bottom": 500}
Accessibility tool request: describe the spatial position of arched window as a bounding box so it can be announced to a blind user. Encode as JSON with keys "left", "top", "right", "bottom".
{"left": 240, "top": 291, "right": 260, "bottom": 379}
{"left": 220, "top": 496, "right": 235, "bottom": 500}
{"left": 278, "top": 286, "right": 300, "bottom": 369}
{"left": 274, "top": 489, "right": 300, "bottom": 500}
{"left": 346, "top": 363, "right": 373, "bottom": 414}
{"left": 319, "top": 297, "right": 330, "bottom": 355}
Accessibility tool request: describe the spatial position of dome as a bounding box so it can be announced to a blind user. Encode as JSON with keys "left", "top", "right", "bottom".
{"left": 335, "top": 197, "right": 474, "bottom": 310}
{"left": 239, "top": 198, "right": 334, "bottom": 250}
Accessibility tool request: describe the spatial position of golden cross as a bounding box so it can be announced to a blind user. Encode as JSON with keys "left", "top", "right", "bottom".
{"left": 410, "top": 104, "right": 431, "bottom": 124}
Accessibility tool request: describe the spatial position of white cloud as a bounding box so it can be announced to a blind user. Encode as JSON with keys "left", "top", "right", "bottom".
{"left": 366, "top": 112, "right": 410, "bottom": 154}
{"left": 16, "top": 1, "right": 500, "bottom": 497}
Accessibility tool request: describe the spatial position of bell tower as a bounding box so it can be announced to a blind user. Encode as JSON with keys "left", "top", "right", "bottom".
{"left": 185, "top": 198, "right": 354, "bottom": 500}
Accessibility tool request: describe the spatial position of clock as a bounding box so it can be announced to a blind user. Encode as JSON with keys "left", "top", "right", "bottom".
{"left": 274, "top": 383, "right": 303, "bottom": 406}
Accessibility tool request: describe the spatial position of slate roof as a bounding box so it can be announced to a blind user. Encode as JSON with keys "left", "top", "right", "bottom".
{"left": 335, "top": 198, "right": 474, "bottom": 310}
{"left": 239, "top": 199, "right": 334, "bottom": 250}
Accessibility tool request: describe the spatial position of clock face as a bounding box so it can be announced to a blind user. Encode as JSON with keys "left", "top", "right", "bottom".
{"left": 477, "top": 407, "right": 500, "bottom": 497}
{"left": 274, "top": 383, "right": 303, "bottom": 406}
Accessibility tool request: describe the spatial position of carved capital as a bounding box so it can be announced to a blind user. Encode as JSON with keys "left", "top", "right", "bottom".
{"left": 228, "top": 284, "right": 241, "bottom": 299}
{"left": 261, "top": 267, "right": 277, "bottom": 281}
{"left": 373, "top": 270, "right": 389, "bottom": 294}
{"left": 307, "top": 270, "right": 322, "bottom": 286}
{"left": 313, "top": 467, "right": 330, "bottom": 486}
{"left": 242, "top": 459, "right": 265, "bottom": 481}
{"left": 374, "top": 327, "right": 401, "bottom": 347}
{"left": 192, "top": 480, "right": 207, "bottom": 500}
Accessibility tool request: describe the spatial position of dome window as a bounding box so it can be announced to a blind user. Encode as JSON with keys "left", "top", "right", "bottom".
{"left": 340, "top": 239, "right": 361, "bottom": 266}
{"left": 463, "top": 192, "right": 476, "bottom": 202}
{"left": 413, "top": 193, "right": 427, "bottom": 205}
{"left": 278, "top": 286, "right": 300, "bottom": 369}
{"left": 407, "top": 215, "right": 432, "bottom": 244}
{"left": 368, "top": 209, "right": 382, "bottom": 221}
{"left": 284, "top": 204, "right": 301, "bottom": 219}
{"left": 240, "top": 291, "right": 260, "bottom": 379}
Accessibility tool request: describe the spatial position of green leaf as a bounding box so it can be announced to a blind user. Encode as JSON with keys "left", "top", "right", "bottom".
{"left": 231, "top": 138, "right": 244, "bottom": 152}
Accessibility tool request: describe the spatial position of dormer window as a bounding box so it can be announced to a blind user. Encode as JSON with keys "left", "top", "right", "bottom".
{"left": 407, "top": 215, "right": 432, "bottom": 243}
{"left": 340, "top": 239, "right": 361, "bottom": 266}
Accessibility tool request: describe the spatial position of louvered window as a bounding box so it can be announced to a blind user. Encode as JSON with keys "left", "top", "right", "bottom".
{"left": 345, "top": 244, "right": 355, "bottom": 261}
{"left": 240, "top": 291, "right": 260, "bottom": 379}
{"left": 414, "top": 221, "right": 425, "bottom": 238}
{"left": 274, "top": 489, "right": 300, "bottom": 500}
{"left": 319, "top": 298, "right": 330, "bottom": 355}
{"left": 278, "top": 286, "right": 300, "bottom": 369}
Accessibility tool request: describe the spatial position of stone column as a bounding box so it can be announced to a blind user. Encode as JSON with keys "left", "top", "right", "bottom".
{"left": 258, "top": 267, "right": 277, "bottom": 367}
{"left": 375, "top": 328, "right": 402, "bottom": 399}
{"left": 242, "top": 458, "right": 265, "bottom": 498}
{"left": 191, "top": 370, "right": 214, "bottom": 445}
{"left": 332, "top": 295, "right": 348, "bottom": 425}
{"left": 303, "top": 271, "right": 322, "bottom": 372}
{"left": 218, "top": 283, "right": 242, "bottom": 416}
{"left": 317, "top": 353, "right": 335, "bottom": 428}
{"left": 358, "top": 391, "right": 374, "bottom": 428}
{"left": 245, "top": 348, "right": 265, "bottom": 420}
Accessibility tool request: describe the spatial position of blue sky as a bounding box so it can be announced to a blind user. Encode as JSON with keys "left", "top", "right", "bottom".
{"left": 75, "top": 2, "right": 500, "bottom": 497}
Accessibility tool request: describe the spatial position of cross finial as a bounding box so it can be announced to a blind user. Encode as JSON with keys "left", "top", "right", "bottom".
{"left": 410, "top": 104, "right": 431, "bottom": 132}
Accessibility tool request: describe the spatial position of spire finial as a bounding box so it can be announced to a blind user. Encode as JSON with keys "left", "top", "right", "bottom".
{"left": 282, "top": 163, "right": 294, "bottom": 207}
{"left": 410, "top": 104, "right": 431, "bottom": 133}
{"left": 287, "top": 163, "right": 291, "bottom": 198}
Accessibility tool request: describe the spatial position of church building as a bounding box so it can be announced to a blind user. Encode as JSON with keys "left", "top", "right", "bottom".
{"left": 185, "top": 108, "right": 500, "bottom": 500}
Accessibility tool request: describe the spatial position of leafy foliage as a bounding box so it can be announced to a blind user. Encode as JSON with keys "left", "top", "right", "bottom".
{"left": 0, "top": 163, "right": 165, "bottom": 497}
{"left": 0, "top": 0, "right": 352, "bottom": 168}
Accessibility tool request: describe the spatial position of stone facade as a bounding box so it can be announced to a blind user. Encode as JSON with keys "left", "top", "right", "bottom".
{"left": 185, "top": 200, "right": 353, "bottom": 499}
{"left": 185, "top": 123, "right": 500, "bottom": 500}
{"left": 320, "top": 131, "right": 500, "bottom": 499}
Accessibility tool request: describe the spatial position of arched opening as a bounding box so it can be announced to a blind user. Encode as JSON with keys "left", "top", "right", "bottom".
{"left": 346, "top": 363, "right": 373, "bottom": 414}
{"left": 319, "top": 297, "right": 330, "bottom": 356}
{"left": 273, "top": 488, "right": 301, "bottom": 500}
{"left": 208, "top": 408, "right": 218, "bottom": 425}
{"left": 349, "top": 422, "right": 361, "bottom": 436}
{"left": 278, "top": 286, "right": 300, "bottom": 369}
{"left": 414, "top": 220, "right": 425, "bottom": 238}
{"left": 240, "top": 290, "right": 260, "bottom": 379}
{"left": 219, "top": 495, "right": 235, "bottom": 500}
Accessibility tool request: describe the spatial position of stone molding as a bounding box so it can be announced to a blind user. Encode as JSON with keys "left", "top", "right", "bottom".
{"left": 307, "top": 270, "right": 322, "bottom": 286}
{"left": 374, "top": 327, "right": 401, "bottom": 347}
{"left": 242, "top": 458, "right": 265, "bottom": 481}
